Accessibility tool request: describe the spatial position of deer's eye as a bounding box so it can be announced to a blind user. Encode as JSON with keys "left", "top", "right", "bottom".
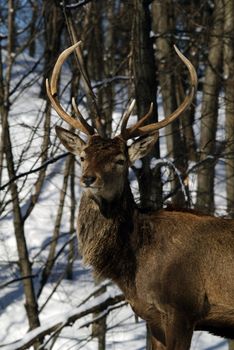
{"left": 80, "top": 157, "right": 85, "bottom": 162}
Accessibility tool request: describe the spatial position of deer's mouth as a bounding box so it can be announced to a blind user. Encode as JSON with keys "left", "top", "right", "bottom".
{"left": 84, "top": 185, "right": 100, "bottom": 190}
{"left": 81, "top": 181, "right": 102, "bottom": 192}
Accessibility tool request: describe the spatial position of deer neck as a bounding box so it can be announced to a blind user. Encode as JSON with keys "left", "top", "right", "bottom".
{"left": 77, "top": 180, "right": 137, "bottom": 290}
{"left": 93, "top": 181, "right": 135, "bottom": 218}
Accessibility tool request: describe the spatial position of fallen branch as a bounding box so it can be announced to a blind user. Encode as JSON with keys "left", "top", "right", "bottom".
{"left": 1, "top": 291, "right": 125, "bottom": 350}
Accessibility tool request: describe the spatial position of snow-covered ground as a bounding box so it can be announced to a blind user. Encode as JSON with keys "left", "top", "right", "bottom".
{"left": 0, "top": 51, "right": 229, "bottom": 349}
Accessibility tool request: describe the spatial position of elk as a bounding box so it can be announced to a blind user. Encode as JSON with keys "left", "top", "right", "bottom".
{"left": 46, "top": 42, "right": 234, "bottom": 350}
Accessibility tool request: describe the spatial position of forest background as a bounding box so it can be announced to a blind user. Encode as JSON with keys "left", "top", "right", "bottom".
{"left": 1, "top": 0, "right": 234, "bottom": 349}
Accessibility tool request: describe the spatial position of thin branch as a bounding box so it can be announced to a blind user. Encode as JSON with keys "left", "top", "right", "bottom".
{"left": 60, "top": 0, "right": 94, "bottom": 9}
{"left": 79, "top": 301, "right": 128, "bottom": 329}
{"left": 0, "top": 152, "right": 69, "bottom": 191}
{"left": 0, "top": 274, "right": 37, "bottom": 289}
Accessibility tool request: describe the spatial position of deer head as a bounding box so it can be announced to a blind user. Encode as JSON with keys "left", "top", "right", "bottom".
{"left": 46, "top": 42, "right": 197, "bottom": 203}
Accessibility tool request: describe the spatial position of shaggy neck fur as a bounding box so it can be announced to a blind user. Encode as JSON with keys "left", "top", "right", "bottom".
{"left": 77, "top": 180, "right": 137, "bottom": 291}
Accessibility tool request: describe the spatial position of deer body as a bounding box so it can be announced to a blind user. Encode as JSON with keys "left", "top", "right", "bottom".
{"left": 46, "top": 42, "right": 234, "bottom": 349}
{"left": 78, "top": 182, "right": 234, "bottom": 348}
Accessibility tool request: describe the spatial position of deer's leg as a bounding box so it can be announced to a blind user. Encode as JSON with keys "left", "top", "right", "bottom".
{"left": 148, "top": 319, "right": 166, "bottom": 350}
{"left": 165, "top": 313, "right": 194, "bottom": 350}
{"left": 151, "top": 336, "right": 166, "bottom": 350}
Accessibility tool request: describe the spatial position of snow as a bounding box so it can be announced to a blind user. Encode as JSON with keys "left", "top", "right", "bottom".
{"left": 0, "top": 50, "right": 230, "bottom": 350}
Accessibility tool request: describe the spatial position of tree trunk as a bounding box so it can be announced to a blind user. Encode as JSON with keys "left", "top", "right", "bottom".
{"left": 224, "top": 0, "right": 234, "bottom": 218}
{"left": 29, "top": 1, "right": 38, "bottom": 57}
{"left": 37, "top": 154, "right": 73, "bottom": 297}
{"left": 176, "top": 1, "right": 199, "bottom": 163}
{"left": 102, "top": 0, "right": 115, "bottom": 137}
{"left": 92, "top": 284, "right": 107, "bottom": 350}
{"left": 152, "top": 0, "right": 187, "bottom": 207}
{"left": 223, "top": 1, "right": 234, "bottom": 348}
{"left": 40, "top": 0, "right": 64, "bottom": 99}
{"left": 66, "top": 157, "right": 76, "bottom": 279}
{"left": 196, "top": 0, "right": 224, "bottom": 214}
{"left": 2, "top": 110, "right": 41, "bottom": 334}
{"left": 1, "top": 2, "right": 41, "bottom": 346}
{"left": 132, "top": 0, "right": 162, "bottom": 210}
{"left": 152, "top": 0, "right": 177, "bottom": 157}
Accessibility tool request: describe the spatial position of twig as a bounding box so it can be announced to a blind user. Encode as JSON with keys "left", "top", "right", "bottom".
{"left": 0, "top": 152, "right": 69, "bottom": 191}
{"left": 60, "top": 0, "right": 93, "bottom": 9}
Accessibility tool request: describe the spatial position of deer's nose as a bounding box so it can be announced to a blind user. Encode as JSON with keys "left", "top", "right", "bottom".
{"left": 83, "top": 176, "right": 96, "bottom": 187}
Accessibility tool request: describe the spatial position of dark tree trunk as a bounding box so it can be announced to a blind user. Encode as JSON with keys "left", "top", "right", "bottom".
{"left": 132, "top": 0, "right": 162, "bottom": 210}
{"left": 40, "top": 0, "right": 65, "bottom": 99}
{"left": 224, "top": 0, "right": 234, "bottom": 219}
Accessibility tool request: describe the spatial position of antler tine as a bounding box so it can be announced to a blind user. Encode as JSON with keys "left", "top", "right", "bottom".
{"left": 121, "top": 46, "right": 197, "bottom": 139}
{"left": 46, "top": 42, "right": 93, "bottom": 136}
{"left": 121, "top": 103, "right": 154, "bottom": 139}
{"left": 72, "top": 97, "right": 95, "bottom": 135}
{"left": 120, "top": 99, "right": 136, "bottom": 138}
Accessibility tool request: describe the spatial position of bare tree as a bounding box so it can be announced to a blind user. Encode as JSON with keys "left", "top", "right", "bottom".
{"left": 196, "top": 0, "right": 224, "bottom": 214}
{"left": 0, "top": 1, "right": 41, "bottom": 347}
{"left": 152, "top": 0, "right": 188, "bottom": 207}
{"left": 40, "top": 0, "right": 65, "bottom": 99}
{"left": 132, "top": 0, "right": 162, "bottom": 210}
{"left": 224, "top": 0, "right": 234, "bottom": 218}
{"left": 223, "top": 1, "right": 234, "bottom": 349}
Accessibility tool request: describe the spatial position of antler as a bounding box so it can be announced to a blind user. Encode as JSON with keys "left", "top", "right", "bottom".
{"left": 120, "top": 45, "right": 197, "bottom": 140}
{"left": 47, "top": 43, "right": 197, "bottom": 140}
{"left": 46, "top": 42, "right": 96, "bottom": 136}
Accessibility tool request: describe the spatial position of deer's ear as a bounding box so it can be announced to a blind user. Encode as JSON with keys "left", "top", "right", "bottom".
{"left": 55, "top": 126, "right": 85, "bottom": 155}
{"left": 128, "top": 132, "right": 159, "bottom": 164}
